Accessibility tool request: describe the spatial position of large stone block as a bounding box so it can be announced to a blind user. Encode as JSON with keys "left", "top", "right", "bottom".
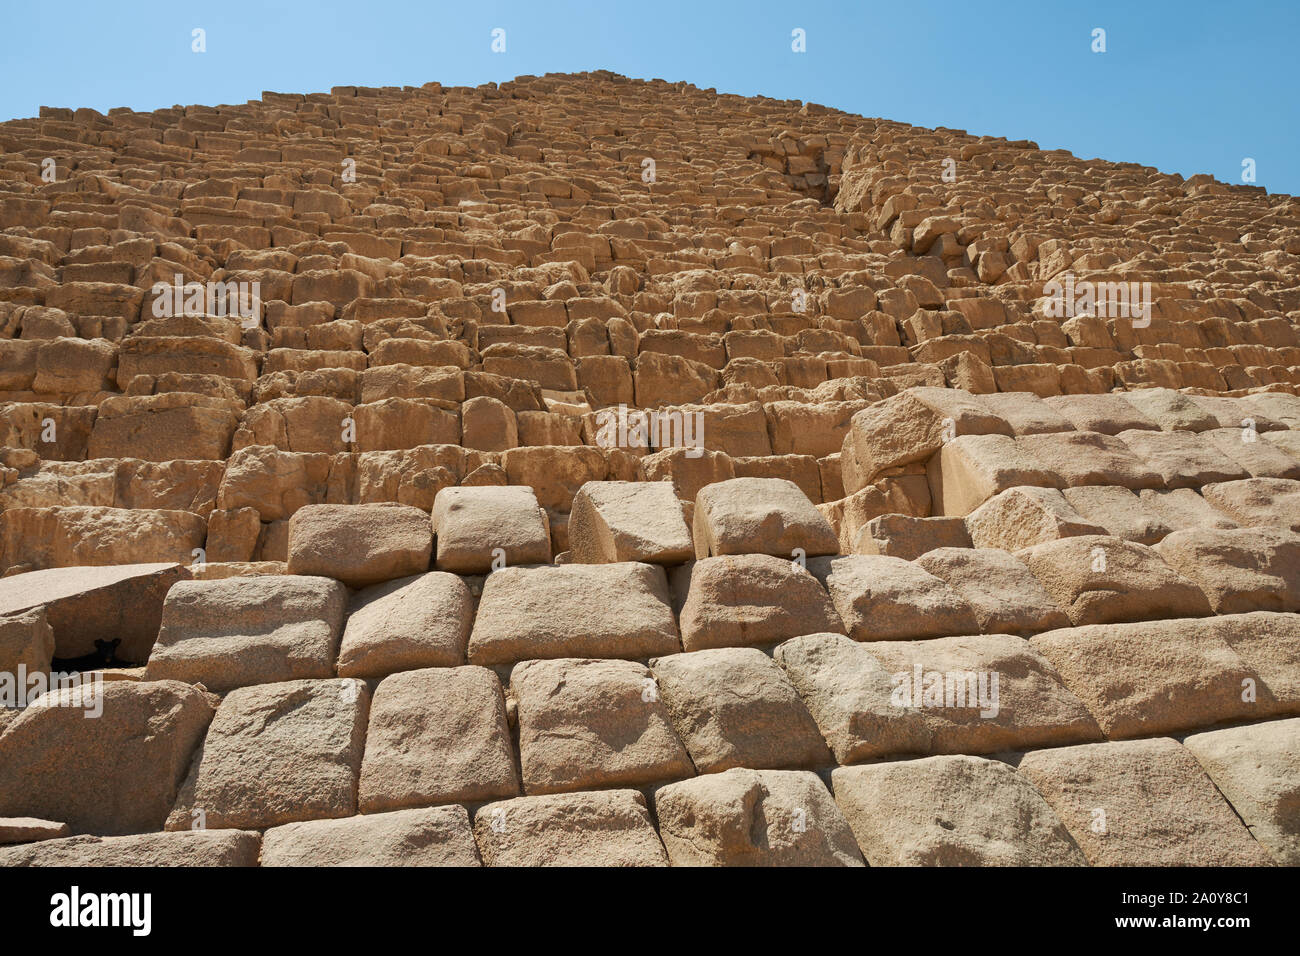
{"left": 1016, "top": 534, "right": 1212, "bottom": 626}
{"left": 832, "top": 756, "right": 1085, "bottom": 866}
{"left": 915, "top": 547, "right": 1070, "bottom": 635}
{"left": 337, "top": 571, "right": 473, "bottom": 677}
{"left": 468, "top": 562, "right": 680, "bottom": 664}
{"left": 678, "top": 553, "right": 844, "bottom": 651}
{"left": 655, "top": 768, "right": 863, "bottom": 866}
{"left": 1017, "top": 738, "right": 1274, "bottom": 866}
{"left": 286, "top": 502, "right": 432, "bottom": 587}
{"left": 262, "top": 805, "right": 481, "bottom": 866}
{"left": 649, "top": 647, "right": 831, "bottom": 772}
{"left": 472, "top": 790, "right": 668, "bottom": 867}
{"left": 359, "top": 666, "right": 519, "bottom": 811}
{"left": 146, "top": 575, "right": 347, "bottom": 693}
{"left": 511, "top": 657, "right": 693, "bottom": 794}
{"left": 808, "top": 554, "right": 979, "bottom": 642}
{"left": 693, "top": 477, "right": 839, "bottom": 559}
{"left": 0, "top": 680, "right": 215, "bottom": 835}
{"left": 432, "top": 485, "right": 551, "bottom": 573}
{"left": 568, "top": 480, "right": 693, "bottom": 565}
{"left": 1182, "top": 718, "right": 1300, "bottom": 865}
{"left": 167, "top": 678, "right": 370, "bottom": 830}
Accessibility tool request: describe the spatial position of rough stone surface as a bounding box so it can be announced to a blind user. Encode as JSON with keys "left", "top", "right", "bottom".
{"left": 1182, "top": 718, "right": 1300, "bottom": 866}
{"left": 359, "top": 666, "right": 519, "bottom": 811}
{"left": 1016, "top": 534, "right": 1212, "bottom": 626}
{"left": 511, "top": 657, "right": 693, "bottom": 794}
{"left": 146, "top": 575, "right": 347, "bottom": 693}
{"left": 649, "top": 647, "right": 832, "bottom": 772}
{"left": 286, "top": 503, "right": 432, "bottom": 587}
{"left": 167, "top": 678, "right": 370, "bottom": 830}
{"left": 262, "top": 806, "right": 482, "bottom": 866}
{"left": 678, "top": 553, "right": 844, "bottom": 651}
{"left": 655, "top": 768, "right": 863, "bottom": 866}
{"left": 468, "top": 562, "right": 680, "bottom": 664}
{"left": 693, "top": 477, "right": 839, "bottom": 559}
{"left": 0, "top": 829, "right": 261, "bottom": 867}
{"left": 832, "top": 756, "right": 1086, "bottom": 866}
{"left": 0, "top": 562, "right": 189, "bottom": 662}
{"left": 809, "top": 554, "right": 979, "bottom": 641}
{"left": 569, "top": 480, "right": 694, "bottom": 564}
{"left": 337, "top": 571, "right": 473, "bottom": 677}
{"left": 915, "top": 547, "right": 1071, "bottom": 635}
{"left": 473, "top": 790, "right": 668, "bottom": 867}
{"left": 1017, "top": 738, "right": 1275, "bottom": 866}
{"left": 0, "top": 680, "right": 215, "bottom": 835}
{"left": 432, "top": 485, "right": 551, "bottom": 573}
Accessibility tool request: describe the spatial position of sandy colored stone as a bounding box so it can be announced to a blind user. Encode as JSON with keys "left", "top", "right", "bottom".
{"left": 916, "top": 547, "right": 1071, "bottom": 635}
{"left": 468, "top": 562, "right": 680, "bottom": 664}
{"left": 1017, "top": 738, "right": 1274, "bottom": 866}
{"left": 473, "top": 789, "right": 668, "bottom": 867}
{"left": 693, "top": 477, "right": 839, "bottom": 560}
{"left": 1115, "top": 428, "right": 1248, "bottom": 487}
{"left": 832, "top": 756, "right": 1085, "bottom": 866}
{"left": 678, "top": 553, "right": 844, "bottom": 651}
{"left": 977, "top": 391, "right": 1075, "bottom": 435}
{"left": 1200, "top": 477, "right": 1300, "bottom": 533}
{"left": 337, "top": 571, "right": 473, "bottom": 677}
{"left": 0, "top": 829, "right": 261, "bottom": 867}
{"left": 1016, "top": 534, "right": 1211, "bottom": 626}
{"left": 1120, "top": 387, "right": 1219, "bottom": 432}
{"left": 146, "top": 575, "right": 347, "bottom": 693}
{"left": 852, "top": 514, "right": 972, "bottom": 559}
{"left": 286, "top": 502, "right": 432, "bottom": 587}
{"left": 964, "top": 487, "right": 1107, "bottom": 552}
{"left": 1015, "top": 431, "right": 1163, "bottom": 489}
{"left": 649, "top": 647, "right": 831, "bottom": 772}
{"left": 1030, "top": 616, "right": 1280, "bottom": 738}
{"left": 862, "top": 633, "right": 1103, "bottom": 754}
{"left": 432, "top": 485, "right": 551, "bottom": 573}
{"left": 0, "top": 506, "right": 206, "bottom": 576}
{"left": 0, "top": 608, "right": 53, "bottom": 688}
{"left": 167, "top": 678, "right": 369, "bottom": 831}
{"left": 655, "top": 768, "right": 863, "bottom": 866}
{"left": 1137, "top": 487, "right": 1238, "bottom": 531}
{"left": 0, "top": 680, "right": 215, "bottom": 835}
{"left": 1059, "top": 485, "right": 1173, "bottom": 544}
{"left": 262, "top": 805, "right": 481, "bottom": 866}
{"left": 1041, "top": 393, "right": 1158, "bottom": 434}
{"left": 926, "top": 433, "right": 1060, "bottom": 516}
{"left": 1203, "top": 426, "right": 1300, "bottom": 480}
{"left": 809, "top": 554, "right": 979, "bottom": 641}
{"left": 512, "top": 657, "right": 693, "bottom": 794}
{"left": 0, "top": 562, "right": 188, "bottom": 662}
{"left": 772, "top": 632, "right": 929, "bottom": 763}
{"left": 359, "top": 666, "right": 519, "bottom": 811}
{"left": 1155, "top": 527, "right": 1300, "bottom": 614}
{"left": 1182, "top": 718, "right": 1300, "bottom": 865}
{"left": 842, "top": 387, "right": 1011, "bottom": 489}
{"left": 0, "top": 816, "right": 69, "bottom": 844}
{"left": 568, "top": 480, "right": 693, "bottom": 564}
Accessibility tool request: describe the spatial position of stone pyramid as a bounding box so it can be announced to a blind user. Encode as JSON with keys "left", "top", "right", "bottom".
{"left": 0, "top": 72, "right": 1297, "bottom": 866}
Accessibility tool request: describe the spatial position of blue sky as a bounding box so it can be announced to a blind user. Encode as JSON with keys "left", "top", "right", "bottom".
{"left": 4, "top": 0, "right": 1298, "bottom": 194}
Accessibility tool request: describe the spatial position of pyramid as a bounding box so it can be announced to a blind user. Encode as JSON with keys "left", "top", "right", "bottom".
{"left": 0, "top": 72, "right": 1297, "bottom": 866}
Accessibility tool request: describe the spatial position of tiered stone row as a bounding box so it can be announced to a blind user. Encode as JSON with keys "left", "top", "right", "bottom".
{"left": 0, "top": 72, "right": 1298, "bottom": 866}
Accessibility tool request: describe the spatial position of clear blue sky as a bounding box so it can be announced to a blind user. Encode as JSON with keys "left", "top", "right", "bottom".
{"left": 4, "top": 0, "right": 1298, "bottom": 195}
